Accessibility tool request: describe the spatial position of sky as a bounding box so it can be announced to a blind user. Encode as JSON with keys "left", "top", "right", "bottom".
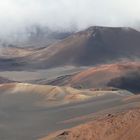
{"left": 0, "top": 0, "right": 140, "bottom": 36}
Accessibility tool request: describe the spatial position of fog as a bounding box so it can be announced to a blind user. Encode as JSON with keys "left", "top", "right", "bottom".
{"left": 0, "top": 0, "right": 140, "bottom": 36}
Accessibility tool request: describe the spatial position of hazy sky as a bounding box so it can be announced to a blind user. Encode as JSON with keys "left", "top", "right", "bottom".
{"left": 0, "top": 0, "right": 140, "bottom": 35}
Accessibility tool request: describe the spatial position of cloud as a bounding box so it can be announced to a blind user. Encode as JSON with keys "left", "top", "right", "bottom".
{"left": 0, "top": 0, "right": 140, "bottom": 36}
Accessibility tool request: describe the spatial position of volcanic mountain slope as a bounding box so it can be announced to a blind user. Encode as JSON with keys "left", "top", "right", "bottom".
{"left": 1, "top": 26, "right": 140, "bottom": 140}
{"left": 42, "top": 108, "right": 140, "bottom": 140}
{"left": 0, "top": 28, "right": 73, "bottom": 70}
{"left": 0, "top": 82, "right": 136, "bottom": 140}
{"left": 24, "top": 26, "right": 140, "bottom": 69}
{"left": 0, "top": 82, "right": 127, "bottom": 107}
{"left": 0, "top": 45, "right": 48, "bottom": 70}
{"left": 1, "top": 26, "right": 140, "bottom": 70}
{"left": 0, "top": 46, "right": 34, "bottom": 58}
{"left": 45, "top": 62, "right": 140, "bottom": 94}
{"left": 0, "top": 76, "right": 14, "bottom": 84}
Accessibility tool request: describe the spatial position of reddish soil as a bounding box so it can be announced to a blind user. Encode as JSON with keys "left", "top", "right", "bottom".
{"left": 41, "top": 108, "right": 140, "bottom": 140}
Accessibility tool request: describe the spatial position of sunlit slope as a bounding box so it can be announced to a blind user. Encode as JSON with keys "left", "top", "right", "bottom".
{"left": 0, "top": 83, "right": 131, "bottom": 107}
{"left": 46, "top": 62, "right": 140, "bottom": 93}
{"left": 42, "top": 108, "right": 140, "bottom": 140}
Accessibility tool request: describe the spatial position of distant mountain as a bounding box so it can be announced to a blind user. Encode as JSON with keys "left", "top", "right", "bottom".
{"left": 0, "top": 46, "right": 34, "bottom": 58}
{"left": 0, "top": 26, "right": 140, "bottom": 70}
{"left": 25, "top": 26, "right": 140, "bottom": 68}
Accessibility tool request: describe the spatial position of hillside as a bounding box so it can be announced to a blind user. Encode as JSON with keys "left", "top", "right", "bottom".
{"left": 25, "top": 26, "right": 140, "bottom": 68}
{"left": 41, "top": 61, "right": 140, "bottom": 94}
{"left": 42, "top": 108, "right": 140, "bottom": 140}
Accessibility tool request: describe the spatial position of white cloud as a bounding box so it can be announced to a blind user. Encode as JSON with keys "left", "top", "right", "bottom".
{"left": 0, "top": 0, "right": 140, "bottom": 35}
